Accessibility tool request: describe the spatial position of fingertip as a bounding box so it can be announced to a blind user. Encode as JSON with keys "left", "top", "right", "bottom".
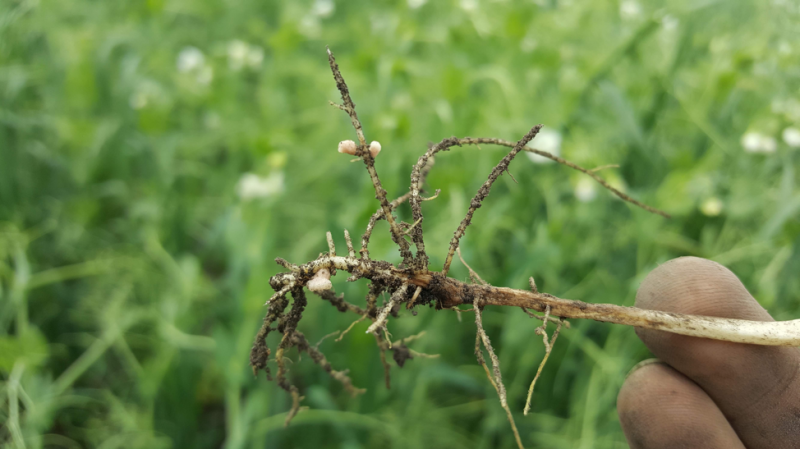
{"left": 618, "top": 361, "right": 745, "bottom": 449}
{"left": 618, "top": 361, "right": 690, "bottom": 420}
{"left": 634, "top": 256, "right": 774, "bottom": 358}
{"left": 636, "top": 256, "right": 769, "bottom": 320}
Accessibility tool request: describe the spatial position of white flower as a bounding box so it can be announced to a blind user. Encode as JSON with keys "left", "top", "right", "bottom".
{"left": 246, "top": 46, "right": 264, "bottom": 68}
{"left": 574, "top": 177, "right": 596, "bottom": 202}
{"left": 761, "top": 137, "right": 776, "bottom": 152}
{"left": 700, "top": 197, "right": 723, "bottom": 217}
{"left": 177, "top": 47, "right": 205, "bottom": 73}
{"left": 661, "top": 14, "right": 678, "bottom": 31}
{"left": 620, "top": 0, "right": 641, "bottom": 19}
{"left": 741, "top": 132, "right": 777, "bottom": 153}
{"left": 227, "top": 40, "right": 249, "bottom": 71}
{"left": 299, "top": 14, "right": 321, "bottom": 38}
{"left": 782, "top": 127, "right": 800, "bottom": 148}
{"left": 526, "top": 128, "right": 562, "bottom": 164}
{"left": 236, "top": 172, "right": 285, "bottom": 200}
{"left": 227, "top": 40, "right": 265, "bottom": 71}
{"left": 741, "top": 133, "right": 761, "bottom": 152}
{"left": 311, "top": 0, "right": 335, "bottom": 17}
{"left": 460, "top": 0, "right": 477, "bottom": 12}
{"left": 176, "top": 47, "right": 214, "bottom": 85}
{"left": 771, "top": 98, "right": 800, "bottom": 120}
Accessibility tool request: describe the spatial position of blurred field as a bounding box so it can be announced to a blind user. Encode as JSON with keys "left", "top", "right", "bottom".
{"left": 2, "top": 0, "right": 800, "bottom": 447}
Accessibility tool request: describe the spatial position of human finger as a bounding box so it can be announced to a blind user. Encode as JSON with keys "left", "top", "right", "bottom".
{"left": 617, "top": 360, "right": 746, "bottom": 449}
{"left": 634, "top": 257, "right": 800, "bottom": 448}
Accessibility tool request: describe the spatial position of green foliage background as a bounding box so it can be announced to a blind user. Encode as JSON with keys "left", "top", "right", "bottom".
{"left": 2, "top": 0, "right": 799, "bottom": 447}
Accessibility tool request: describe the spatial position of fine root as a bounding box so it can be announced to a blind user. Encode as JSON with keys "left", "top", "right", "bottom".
{"left": 284, "top": 386, "right": 303, "bottom": 427}
{"left": 474, "top": 296, "right": 524, "bottom": 449}
{"left": 375, "top": 331, "right": 392, "bottom": 389}
{"left": 442, "top": 125, "right": 543, "bottom": 277}
{"left": 360, "top": 192, "right": 412, "bottom": 260}
{"left": 523, "top": 307, "right": 565, "bottom": 415}
{"left": 292, "top": 330, "right": 366, "bottom": 397}
{"left": 457, "top": 246, "right": 488, "bottom": 286}
{"left": 344, "top": 229, "right": 355, "bottom": 257}
{"left": 336, "top": 316, "right": 367, "bottom": 342}
{"left": 366, "top": 284, "right": 409, "bottom": 335}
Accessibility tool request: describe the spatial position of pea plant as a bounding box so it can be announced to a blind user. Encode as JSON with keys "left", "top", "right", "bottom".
{"left": 250, "top": 48, "right": 800, "bottom": 448}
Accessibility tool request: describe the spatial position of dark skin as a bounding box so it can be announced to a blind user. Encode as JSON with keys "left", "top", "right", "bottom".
{"left": 617, "top": 257, "right": 800, "bottom": 448}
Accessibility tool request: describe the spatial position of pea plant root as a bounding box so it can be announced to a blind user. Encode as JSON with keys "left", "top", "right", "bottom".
{"left": 250, "top": 48, "right": 800, "bottom": 446}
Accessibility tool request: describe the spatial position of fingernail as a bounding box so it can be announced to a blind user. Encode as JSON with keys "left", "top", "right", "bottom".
{"left": 625, "top": 358, "right": 664, "bottom": 381}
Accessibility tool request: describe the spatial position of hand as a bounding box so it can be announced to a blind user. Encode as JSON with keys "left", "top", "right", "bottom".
{"left": 617, "top": 257, "right": 800, "bottom": 448}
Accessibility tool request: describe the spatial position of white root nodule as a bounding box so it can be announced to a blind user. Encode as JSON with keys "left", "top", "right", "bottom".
{"left": 338, "top": 140, "right": 357, "bottom": 155}
{"left": 307, "top": 268, "right": 333, "bottom": 292}
{"left": 369, "top": 141, "right": 381, "bottom": 158}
